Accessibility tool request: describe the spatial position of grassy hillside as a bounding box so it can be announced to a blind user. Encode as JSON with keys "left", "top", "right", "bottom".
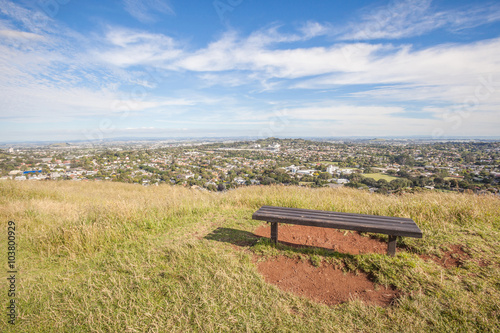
{"left": 1, "top": 181, "right": 499, "bottom": 332}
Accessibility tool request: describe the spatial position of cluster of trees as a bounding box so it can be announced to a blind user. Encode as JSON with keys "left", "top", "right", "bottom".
{"left": 345, "top": 170, "right": 497, "bottom": 194}
{"left": 346, "top": 175, "right": 412, "bottom": 193}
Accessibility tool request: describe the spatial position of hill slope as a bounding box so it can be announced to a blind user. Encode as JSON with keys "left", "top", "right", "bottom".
{"left": 0, "top": 181, "right": 499, "bottom": 332}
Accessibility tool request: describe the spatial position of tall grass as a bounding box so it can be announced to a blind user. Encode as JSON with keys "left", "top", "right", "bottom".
{"left": 0, "top": 180, "right": 499, "bottom": 332}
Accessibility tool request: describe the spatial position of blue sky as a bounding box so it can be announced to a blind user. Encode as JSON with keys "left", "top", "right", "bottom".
{"left": 1, "top": 0, "right": 500, "bottom": 142}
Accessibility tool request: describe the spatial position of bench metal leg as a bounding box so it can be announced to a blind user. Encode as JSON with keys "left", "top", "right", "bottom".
{"left": 387, "top": 235, "right": 397, "bottom": 256}
{"left": 270, "top": 222, "right": 278, "bottom": 244}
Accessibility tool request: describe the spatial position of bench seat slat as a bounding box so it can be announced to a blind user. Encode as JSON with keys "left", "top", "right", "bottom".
{"left": 252, "top": 206, "right": 423, "bottom": 238}
{"left": 253, "top": 215, "right": 422, "bottom": 237}
{"left": 252, "top": 212, "right": 422, "bottom": 234}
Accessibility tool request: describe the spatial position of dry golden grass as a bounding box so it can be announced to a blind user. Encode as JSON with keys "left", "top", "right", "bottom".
{"left": 0, "top": 180, "right": 499, "bottom": 332}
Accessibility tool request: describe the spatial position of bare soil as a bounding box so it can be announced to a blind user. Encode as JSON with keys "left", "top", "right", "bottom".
{"left": 253, "top": 224, "right": 398, "bottom": 306}
{"left": 420, "top": 245, "right": 467, "bottom": 268}
{"left": 420, "top": 245, "right": 490, "bottom": 268}
{"left": 257, "top": 256, "right": 398, "bottom": 306}
{"left": 254, "top": 224, "right": 388, "bottom": 255}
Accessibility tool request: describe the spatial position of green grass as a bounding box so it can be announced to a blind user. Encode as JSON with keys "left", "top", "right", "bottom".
{"left": 0, "top": 181, "right": 499, "bottom": 332}
{"left": 318, "top": 161, "right": 339, "bottom": 165}
{"left": 363, "top": 173, "right": 400, "bottom": 181}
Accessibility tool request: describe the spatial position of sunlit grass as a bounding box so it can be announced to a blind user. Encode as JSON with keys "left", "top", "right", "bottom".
{"left": 362, "top": 173, "right": 400, "bottom": 181}
{"left": 0, "top": 180, "right": 499, "bottom": 332}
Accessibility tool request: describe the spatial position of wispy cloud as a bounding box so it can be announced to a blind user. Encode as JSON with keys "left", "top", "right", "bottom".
{"left": 340, "top": 0, "right": 500, "bottom": 40}
{"left": 174, "top": 29, "right": 382, "bottom": 78}
{"left": 93, "top": 22, "right": 500, "bottom": 108}
{"left": 298, "top": 21, "right": 331, "bottom": 39}
{"left": 0, "top": 0, "right": 189, "bottom": 122}
{"left": 0, "top": 0, "right": 56, "bottom": 34}
{"left": 97, "top": 27, "right": 181, "bottom": 67}
{"left": 123, "top": 0, "right": 174, "bottom": 23}
{"left": 0, "top": 29, "right": 44, "bottom": 40}
{"left": 294, "top": 37, "right": 500, "bottom": 103}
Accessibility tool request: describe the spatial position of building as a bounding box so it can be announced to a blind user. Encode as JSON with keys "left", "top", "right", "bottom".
{"left": 285, "top": 165, "right": 298, "bottom": 174}
{"left": 326, "top": 165, "right": 339, "bottom": 174}
{"left": 234, "top": 178, "right": 246, "bottom": 185}
{"left": 339, "top": 168, "right": 354, "bottom": 175}
{"left": 296, "top": 169, "right": 316, "bottom": 176}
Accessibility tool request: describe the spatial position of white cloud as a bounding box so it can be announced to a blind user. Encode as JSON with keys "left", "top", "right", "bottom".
{"left": 295, "top": 37, "right": 500, "bottom": 103}
{"left": 198, "top": 73, "right": 249, "bottom": 88}
{"left": 0, "top": 77, "right": 200, "bottom": 119}
{"left": 0, "top": 29, "right": 44, "bottom": 40}
{"left": 340, "top": 0, "right": 500, "bottom": 40}
{"left": 123, "top": 0, "right": 174, "bottom": 23}
{"left": 0, "top": 24, "right": 190, "bottom": 120}
{"left": 0, "top": 0, "right": 53, "bottom": 34}
{"left": 174, "top": 29, "right": 500, "bottom": 102}
{"left": 298, "top": 21, "right": 331, "bottom": 39}
{"left": 174, "top": 29, "right": 383, "bottom": 79}
{"left": 97, "top": 27, "right": 181, "bottom": 67}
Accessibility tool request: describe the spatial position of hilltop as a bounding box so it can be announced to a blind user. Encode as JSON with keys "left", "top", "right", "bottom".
{"left": 0, "top": 181, "right": 499, "bottom": 332}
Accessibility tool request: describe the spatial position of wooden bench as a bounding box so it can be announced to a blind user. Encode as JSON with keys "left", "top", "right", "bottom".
{"left": 252, "top": 206, "right": 423, "bottom": 256}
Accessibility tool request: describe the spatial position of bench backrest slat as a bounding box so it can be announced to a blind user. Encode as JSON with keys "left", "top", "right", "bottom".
{"left": 256, "top": 207, "right": 416, "bottom": 225}
{"left": 259, "top": 205, "right": 415, "bottom": 222}
{"left": 252, "top": 206, "right": 423, "bottom": 238}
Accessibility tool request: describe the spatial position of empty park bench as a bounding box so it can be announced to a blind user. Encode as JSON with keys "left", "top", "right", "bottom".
{"left": 252, "top": 206, "right": 423, "bottom": 256}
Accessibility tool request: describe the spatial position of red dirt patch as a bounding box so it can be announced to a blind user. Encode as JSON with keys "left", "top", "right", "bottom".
{"left": 254, "top": 224, "right": 388, "bottom": 255}
{"left": 420, "top": 245, "right": 477, "bottom": 268}
{"left": 257, "top": 256, "right": 398, "bottom": 306}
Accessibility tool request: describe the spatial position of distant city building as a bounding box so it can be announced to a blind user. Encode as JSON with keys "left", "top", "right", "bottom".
{"left": 339, "top": 168, "right": 354, "bottom": 175}
{"left": 285, "top": 165, "right": 298, "bottom": 174}
{"left": 326, "top": 165, "right": 338, "bottom": 174}
{"left": 234, "top": 178, "right": 246, "bottom": 185}
{"left": 297, "top": 169, "right": 316, "bottom": 176}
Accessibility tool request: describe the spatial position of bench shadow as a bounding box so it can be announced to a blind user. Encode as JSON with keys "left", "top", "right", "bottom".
{"left": 204, "top": 227, "right": 261, "bottom": 246}
{"left": 204, "top": 227, "right": 350, "bottom": 257}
